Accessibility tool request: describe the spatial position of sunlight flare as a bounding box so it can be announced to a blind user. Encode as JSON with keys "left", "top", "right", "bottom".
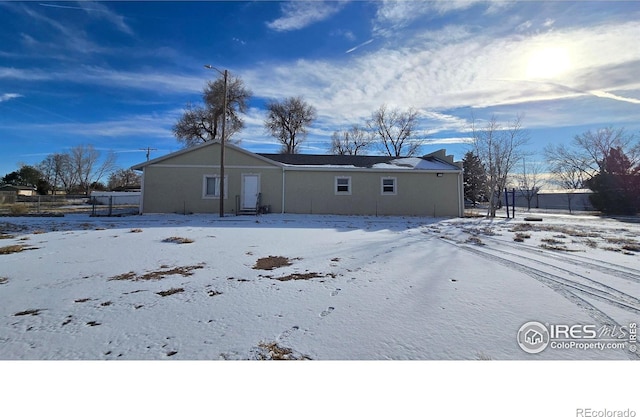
{"left": 526, "top": 46, "right": 571, "bottom": 79}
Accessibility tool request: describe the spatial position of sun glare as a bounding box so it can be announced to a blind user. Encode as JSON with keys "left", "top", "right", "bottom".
{"left": 526, "top": 46, "right": 571, "bottom": 79}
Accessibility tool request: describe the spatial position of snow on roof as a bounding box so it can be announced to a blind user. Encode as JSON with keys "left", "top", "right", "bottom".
{"left": 260, "top": 153, "right": 461, "bottom": 171}
{"left": 371, "top": 157, "right": 459, "bottom": 171}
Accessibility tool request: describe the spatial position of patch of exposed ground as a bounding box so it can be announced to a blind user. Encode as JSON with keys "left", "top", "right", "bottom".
{"left": 272, "top": 272, "right": 323, "bottom": 281}
{"left": 539, "top": 238, "right": 582, "bottom": 252}
{"left": 162, "top": 236, "right": 194, "bottom": 244}
{"left": 253, "top": 341, "right": 311, "bottom": 360}
{"left": 156, "top": 288, "right": 184, "bottom": 297}
{"left": 509, "top": 223, "right": 601, "bottom": 238}
{"left": 253, "top": 256, "right": 295, "bottom": 270}
{"left": 465, "top": 236, "right": 484, "bottom": 245}
{"left": 108, "top": 264, "right": 205, "bottom": 281}
{"left": 0, "top": 244, "right": 37, "bottom": 255}
{"left": 14, "top": 309, "right": 43, "bottom": 316}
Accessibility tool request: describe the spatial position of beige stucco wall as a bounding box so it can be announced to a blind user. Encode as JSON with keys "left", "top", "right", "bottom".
{"left": 154, "top": 143, "right": 276, "bottom": 168}
{"left": 138, "top": 143, "right": 463, "bottom": 217}
{"left": 140, "top": 144, "right": 283, "bottom": 214}
{"left": 283, "top": 169, "right": 462, "bottom": 217}
{"left": 142, "top": 166, "right": 283, "bottom": 214}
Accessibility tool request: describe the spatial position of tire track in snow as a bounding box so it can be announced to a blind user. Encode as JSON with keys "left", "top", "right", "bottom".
{"left": 457, "top": 242, "right": 640, "bottom": 315}
{"left": 435, "top": 237, "right": 640, "bottom": 359}
{"left": 478, "top": 233, "right": 640, "bottom": 284}
{"left": 464, "top": 243, "right": 640, "bottom": 310}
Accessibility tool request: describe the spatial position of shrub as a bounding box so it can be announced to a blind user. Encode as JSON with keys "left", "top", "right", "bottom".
{"left": 9, "top": 204, "right": 28, "bottom": 215}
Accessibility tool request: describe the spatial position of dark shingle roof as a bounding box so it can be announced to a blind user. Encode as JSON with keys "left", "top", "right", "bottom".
{"left": 258, "top": 153, "right": 396, "bottom": 168}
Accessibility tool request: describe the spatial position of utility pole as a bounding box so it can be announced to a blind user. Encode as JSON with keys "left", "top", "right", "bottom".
{"left": 204, "top": 65, "right": 228, "bottom": 218}
{"left": 140, "top": 147, "right": 157, "bottom": 161}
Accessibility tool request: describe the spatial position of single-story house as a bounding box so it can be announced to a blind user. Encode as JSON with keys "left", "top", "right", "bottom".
{"left": 131, "top": 142, "right": 464, "bottom": 217}
{"left": 0, "top": 184, "right": 37, "bottom": 196}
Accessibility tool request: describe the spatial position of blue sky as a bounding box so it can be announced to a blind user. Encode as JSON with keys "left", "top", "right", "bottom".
{"left": 1, "top": 0, "right": 640, "bottom": 178}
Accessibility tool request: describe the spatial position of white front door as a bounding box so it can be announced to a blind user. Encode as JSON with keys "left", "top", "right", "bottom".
{"left": 242, "top": 174, "right": 259, "bottom": 210}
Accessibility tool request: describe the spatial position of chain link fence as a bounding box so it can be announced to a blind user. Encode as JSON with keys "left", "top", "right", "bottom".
{"left": 0, "top": 192, "right": 140, "bottom": 216}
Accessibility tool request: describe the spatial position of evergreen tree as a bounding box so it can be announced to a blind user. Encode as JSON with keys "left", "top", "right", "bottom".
{"left": 1, "top": 165, "right": 50, "bottom": 194}
{"left": 462, "top": 151, "right": 487, "bottom": 205}
{"left": 586, "top": 147, "right": 640, "bottom": 214}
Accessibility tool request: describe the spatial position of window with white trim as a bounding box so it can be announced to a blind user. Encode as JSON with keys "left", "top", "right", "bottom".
{"left": 335, "top": 176, "right": 351, "bottom": 195}
{"left": 203, "top": 175, "right": 227, "bottom": 199}
{"left": 381, "top": 177, "right": 397, "bottom": 195}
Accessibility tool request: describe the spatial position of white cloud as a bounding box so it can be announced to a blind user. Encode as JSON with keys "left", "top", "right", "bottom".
{"left": 244, "top": 17, "right": 640, "bottom": 132}
{"left": 346, "top": 39, "right": 373, "bottom": 54}
{"left": 39, "top": 1, "right": 134, "bottom": 35}
{"left": 424, "top": 137, "right": 475, "bottom": 145}
{"left": 330, "top": 28, "right": 357, "bottom": 45}
{"left": 76, "top": 1, "right": 134, "bottom": 36}
{"left": 0, "top": 93, "right": 22, "bottom": 103}
{"left": 588, "top": 90, "right": 640, "bottom": 105}
{"left": 374, "top": 0, "right": 490, "bottom": 36}
{"left": 266, "top": 1, "right": 347, "bottom": 32}
{"left": 24, "top": 113, "right": 175, "bottom": 139}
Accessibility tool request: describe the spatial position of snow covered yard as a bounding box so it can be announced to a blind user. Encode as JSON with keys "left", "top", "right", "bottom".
{"left": 1, "top": 212, "right": 639, "bottom": 360}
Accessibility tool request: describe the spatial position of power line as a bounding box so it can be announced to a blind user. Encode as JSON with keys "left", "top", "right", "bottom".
{"left": 140, "top": 147, "right": 158, "bottom": 161}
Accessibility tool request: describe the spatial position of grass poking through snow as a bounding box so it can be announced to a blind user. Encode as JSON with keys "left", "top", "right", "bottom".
{"left": 162, "top": 236, "right": 194, "bottom": 244}
{"left": 0, "top": 244, "right": 34, "bottom": 255}
{"left": 108, "top": 264, "right": 205, "bottom": 281}
{"left": 254, "top": 341, "right": 311, "bottom": 360}
{"left": 156, "top": 288, "right": 184, "bottom": 297}
{"left": 253, "top": 256, "right": 293, "bottom": 270}
{"left": 14, "top": 309, "right": 43, "bottom": 316}
{"left": 272, "top": 272, "right": 324, "bottom": 281}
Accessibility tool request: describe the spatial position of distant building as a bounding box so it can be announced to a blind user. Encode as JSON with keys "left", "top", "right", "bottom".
{"left": 0, "top": 184, "right": 37, "bottom": 197}
{"left": 502, "top": 188, "right": 595, "bottom": 211}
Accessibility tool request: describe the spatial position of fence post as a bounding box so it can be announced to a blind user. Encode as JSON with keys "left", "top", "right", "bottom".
{"left": 108, "top": 196, "right": 113, "bottom": 216}
{"left": 504, "top": 188, "right": 509, "bottom": 218}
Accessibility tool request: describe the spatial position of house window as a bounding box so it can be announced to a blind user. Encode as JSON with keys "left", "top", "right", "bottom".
{"left": 381, "top": 177, "right": 397, "bottom": 195}
{"left": 203, "top": 175, "right": 227, "bottom": 199}
{"left": 335, "top": 176, "right": 351, "bottom": 195}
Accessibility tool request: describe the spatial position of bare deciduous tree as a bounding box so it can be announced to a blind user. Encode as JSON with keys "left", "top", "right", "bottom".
{"left": 368, "top": 105, "right": 422, "bottom": 157}
{"left": 38, "top": 153, "right": 70, "bottom": 195}
{"left": 471, "top": 114, "right": 529, "bottom": 217}
{"left": 174, "top": 75, "right": 252, "bottom": 147}
{"left": 108, "top": 168, "right": 141, "bottom": 190}
{"left": 544, "top": 127, "right": 639, "bottom": 213}
{"left": 329, "top": 125, "right": 373, "bottom": 155}
{"left": 515, "top": 158, "right": 543, "bottom": 211}
{"left": 264, "top": 96, "right": 316, "bottom": 154}
{"left": 544, "top": 127, "right": 638, "bottom": 184}
{"left": 69, "top": 145, "right": 117, "bottom": 195}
